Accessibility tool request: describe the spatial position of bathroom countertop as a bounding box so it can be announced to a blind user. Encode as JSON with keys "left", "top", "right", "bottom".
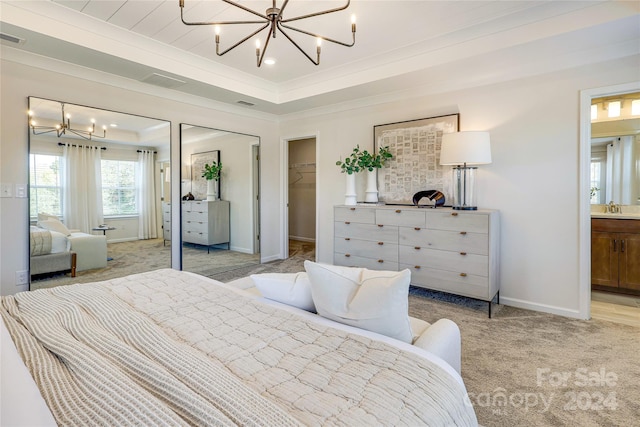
{"left": 591, "top": 213, "right": 640, "bottom": 220}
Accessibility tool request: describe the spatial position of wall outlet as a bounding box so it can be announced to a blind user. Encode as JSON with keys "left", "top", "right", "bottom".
{"left": 16, "top": 270, "right": 29, "bottom": 286}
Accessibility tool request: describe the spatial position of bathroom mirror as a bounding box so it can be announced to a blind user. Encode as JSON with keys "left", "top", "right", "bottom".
{"left": 28, "top": 97, "right": 171, "bottom": 290}
{"left": 590, "top": 91, "right": 640, "bottom": 205}
{"left": 180, "top": 124, "right": 260, "bottom": 278}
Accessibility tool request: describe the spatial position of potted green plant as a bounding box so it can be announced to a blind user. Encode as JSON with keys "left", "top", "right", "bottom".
{"left": 358, "top": 145, "right": 393, "bottom": 203}
{"left": 202, "top": 161, "right": 222, "bottom": 201}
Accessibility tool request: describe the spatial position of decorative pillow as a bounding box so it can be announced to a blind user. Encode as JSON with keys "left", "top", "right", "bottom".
{"left": 250, "top": 272, "right": 316, "bottom": 312}
{"left": 37, "top": 213, "right": 59, "bottom": 222}
{"left": 304, "top": 261, "right": 413, "bottom": 343}
{"left": 37, "top": 218, "right": 71, "bottom": 236}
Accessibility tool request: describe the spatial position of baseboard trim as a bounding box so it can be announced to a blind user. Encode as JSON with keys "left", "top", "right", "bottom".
{"left": 107, "top": 237, "right": 138, "bottom": 244}
{"left": 500, "top": 296, "right": 584, "bottom": 320}
{"left": 261, "top": 254, "right": 281, "bottom": 263}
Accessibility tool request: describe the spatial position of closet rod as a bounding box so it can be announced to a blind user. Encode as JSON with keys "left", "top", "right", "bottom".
{"left": 58, "top": 142, "right": 106, "bottom": 150}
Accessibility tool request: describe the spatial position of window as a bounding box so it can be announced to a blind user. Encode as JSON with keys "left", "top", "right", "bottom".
{"left": 101, "top": 160, "right": 137, "bottom": 216}
{"left": 30, "top": 154, "right": 62, "bottom": 219}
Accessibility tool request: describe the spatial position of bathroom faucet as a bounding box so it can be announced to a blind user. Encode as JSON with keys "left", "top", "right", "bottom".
{"left": 606, "top": 201, "right": 620, "bottom": 213}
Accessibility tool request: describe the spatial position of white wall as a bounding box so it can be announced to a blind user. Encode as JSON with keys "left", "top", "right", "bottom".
{"left": 0, "top": 59, "right": 280, "bottom": 296}
{"left": 279, "top": 55, "right": 640, "bottom": 318}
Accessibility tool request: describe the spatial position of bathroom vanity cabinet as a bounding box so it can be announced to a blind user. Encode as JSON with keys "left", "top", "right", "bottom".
{"left": 591, "top": 218, "right": 640, "bottom": 295}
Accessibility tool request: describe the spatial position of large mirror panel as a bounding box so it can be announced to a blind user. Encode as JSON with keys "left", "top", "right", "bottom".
{"left": 180, "top": 124, "right": 260, "bottom": 278}
{"left": 28, "top": 97, "right": 171, "bottom": 290}
{"left": 590, "top": 91, "right": 640, "bottom": 205}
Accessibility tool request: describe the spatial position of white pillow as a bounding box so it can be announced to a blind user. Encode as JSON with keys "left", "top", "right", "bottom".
{"left": 304, "top": 261, "right": 413, "bottom": 343}
{"left": 250, "top": 272, "right": 316, "bottom": 312}
{"left": 37, "top": 218, "right": 71, "bottom": 236}
{"left": 37, "top": 213, "right": 59, "bottom": 222}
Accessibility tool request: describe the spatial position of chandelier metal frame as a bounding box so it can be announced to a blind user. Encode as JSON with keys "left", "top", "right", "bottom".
{"left": 179, "top": 0, "right": 356, "bottom": 67}
{"left": 28, "top": 102, "right": 106, "bottom": 141}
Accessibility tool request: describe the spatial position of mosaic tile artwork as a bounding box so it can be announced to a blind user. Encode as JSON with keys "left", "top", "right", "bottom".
{"left": 375, "top": 114, "right": 459, "bottom": 205}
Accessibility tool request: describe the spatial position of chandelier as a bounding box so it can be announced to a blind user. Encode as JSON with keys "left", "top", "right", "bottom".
{"left": 179, "top": 0, "right": 356, "bottom": 67}
{"left": 28, "top": 102, "right": 106, "bottom": 140}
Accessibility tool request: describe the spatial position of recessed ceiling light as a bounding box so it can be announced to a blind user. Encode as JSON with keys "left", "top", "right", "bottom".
{"left": 264, "top": 58, "right": 276, "bottom": 66}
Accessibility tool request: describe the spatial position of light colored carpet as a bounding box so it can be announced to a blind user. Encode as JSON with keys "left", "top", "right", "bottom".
{"left": 30, "top": 239, "right": 639, "bottom": 426}
{"left": 30, "top": 238, "right": 259, "bottom": 291}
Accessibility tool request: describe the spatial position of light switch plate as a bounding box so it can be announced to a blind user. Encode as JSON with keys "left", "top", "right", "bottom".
{"left": 1, "top": 183, "right": 12, "bottom": 198}
{"left": 15, "top": 184, "right": 27, "bottom": 198}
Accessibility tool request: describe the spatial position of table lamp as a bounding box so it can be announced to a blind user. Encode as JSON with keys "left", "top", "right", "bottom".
{"left": 439, "top": 131, "right": 492, "bottom": 210}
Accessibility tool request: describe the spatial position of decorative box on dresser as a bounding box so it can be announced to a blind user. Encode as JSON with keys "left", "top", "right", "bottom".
{"left": 334, "top": 205, "right": 500, "bottom": 317}
{"left": 162, "top": 202, "right": 171, "bottom": 246}
{"left": 182, "top": 200, "right": 230, "bottom": 253}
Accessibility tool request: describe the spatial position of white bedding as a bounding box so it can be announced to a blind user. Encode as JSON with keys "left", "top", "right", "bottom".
{"left": 1, "top": 269, "right": 477, "bottom": 426}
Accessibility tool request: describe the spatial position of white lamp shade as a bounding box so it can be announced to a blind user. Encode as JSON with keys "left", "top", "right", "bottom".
{"left": 440, "top": 131, "right": 492, "bottom": 166}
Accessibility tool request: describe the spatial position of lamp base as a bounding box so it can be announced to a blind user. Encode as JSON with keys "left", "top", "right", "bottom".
{"left": 451, "top": 166, "right": 478, "bottom": 211}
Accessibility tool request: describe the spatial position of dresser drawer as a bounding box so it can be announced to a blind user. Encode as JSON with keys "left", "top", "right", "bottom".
{"left": 335, "top": 238, "right": 398, "bottom": 262}
{"left": 376, "top": 208, "right": 426, "bottom": 227}
{"left": 334, "top": 206, "right": 376, "bottom": 223}
{"left": 399, "top": 228, "right": 489, "bottom": 255}
{"left": 183, "top": 219, "right": 207, "bottom": 233}
{"left": 335, "top": 222, "right": 398, "bottom": 243}
{"left": 400, "top": 246, "right": 488, "bottom": 277}
{"left": 425, "top": 211, "right": 489, "bottom": 233}
{"left": 402, "top": 264, "right": 489, "bottom": 300}
{"left": 184, "top": 230, "right": 209, "bottom": 245}
{"left": 335, "top": 253, "right": 399, "bottom": 271}
{"left": 183, "top": 210, "right": 208, "bottom": 222}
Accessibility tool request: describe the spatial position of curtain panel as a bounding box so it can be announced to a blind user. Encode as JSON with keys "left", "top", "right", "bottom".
{"left": 62, "top": 144, "right": 104, "bottom": 233}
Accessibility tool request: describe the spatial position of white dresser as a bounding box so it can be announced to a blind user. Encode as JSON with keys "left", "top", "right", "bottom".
{"left": 334, "top": 205, "right": 500, "bottom": 316}
{"left": 162, "top": 201, "right": 172, "bottom": 245}
{"left": 182, "top": 200, "right": 230, "bottom": 252}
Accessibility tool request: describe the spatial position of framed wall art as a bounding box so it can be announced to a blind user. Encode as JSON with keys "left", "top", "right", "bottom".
{"left": 374, "top": 114, "right": 459, "bottom": 205}
{"left": 191, "top": 150, "right": 220, "bottom": 200}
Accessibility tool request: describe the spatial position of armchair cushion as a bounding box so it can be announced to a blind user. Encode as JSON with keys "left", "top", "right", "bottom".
{"left": 68, "top": 233, "right": 107, "bottom": 272}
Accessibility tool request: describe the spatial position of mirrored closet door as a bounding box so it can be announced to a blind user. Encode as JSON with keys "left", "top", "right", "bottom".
{"left": 28, "top": 97, "right": 171, "bottom": 290}
{"left": 179, "top": 124, "right": 260, "bottom": 278}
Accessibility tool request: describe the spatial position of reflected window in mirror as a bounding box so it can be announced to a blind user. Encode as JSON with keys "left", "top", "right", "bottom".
{"left": 27, "top": 97, "right": 171, "bottom": 290}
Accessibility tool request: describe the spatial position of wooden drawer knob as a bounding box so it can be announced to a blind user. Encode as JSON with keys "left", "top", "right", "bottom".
{"left": 350, "top": 207, "right": 356, "bottom": 211}
{"left": 460, "top": 252, "right": 467, "bottom": 256}
{"left": 378, "top": 242, "right": 384, "bottom": 245}
{"left": 414, "top": 265, "right": 421, "bottom": 269}
{"left": 395, "top": 209, "right": 402, "bottom": 213}
{"left": 414, "top": 246, "right": 421, "bottom": 250}
{"left": 345, "top": 238, "right": 350, "bottom": 241}
{"left": 345, "top": 254, "right": 351, "bottom": 257}
{"left": 460, "top": 231, "right": 467, "bottom": 235}
{"left": 378, "top": 224, "right": 384, "bottom": 228}
{"left": 460, "top": 273, "right": 467, "bottom": 277}
{"left": 451, "top": 212, "right": 458, "bottom": 216}
{"left": 377, "top": 259, "right": 384, "bottom": 263}
{"left": 345, "top": 221, "right": 351, "bottom": 225}
{"left": 414, "top": 227, "right": 421, "bottom": 231}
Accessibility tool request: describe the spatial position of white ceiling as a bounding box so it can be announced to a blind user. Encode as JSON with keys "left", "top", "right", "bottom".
{"left": 1, "top": 1, "right": 639, "bottom": 115}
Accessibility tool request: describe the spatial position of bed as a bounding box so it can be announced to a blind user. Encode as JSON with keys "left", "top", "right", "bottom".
{"left": 1, "top": 267, "right": 478, "bottom": 426}
{"left": 30, "top": 222, "right": 107, "bottom": 275}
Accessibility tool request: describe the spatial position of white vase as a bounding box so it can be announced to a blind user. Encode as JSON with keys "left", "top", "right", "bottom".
{"left": 365, "top": 169, "right": 378, "bottom": 203}
{"left": 344, "top": 173, "right": 357, "bottom": 205}
{"left": 206, "top": 180, "right": 217, "bottom": 201}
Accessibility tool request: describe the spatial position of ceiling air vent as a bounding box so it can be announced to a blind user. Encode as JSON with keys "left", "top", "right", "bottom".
{"left": 0, "top": 33, "right": 26, "bottom": 44}
{"left": 237, "top": 100, "right": 255, "bottom": 106}
{"left": 141, "top": 73, "right": 186, "bottom": 89}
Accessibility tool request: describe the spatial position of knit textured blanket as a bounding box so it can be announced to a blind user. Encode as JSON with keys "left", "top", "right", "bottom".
{"left": 30, "top": 228, "right": 52, "bottom": 256}
{"left": 2, "top": 269, "right": 477, "bottom": 426}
